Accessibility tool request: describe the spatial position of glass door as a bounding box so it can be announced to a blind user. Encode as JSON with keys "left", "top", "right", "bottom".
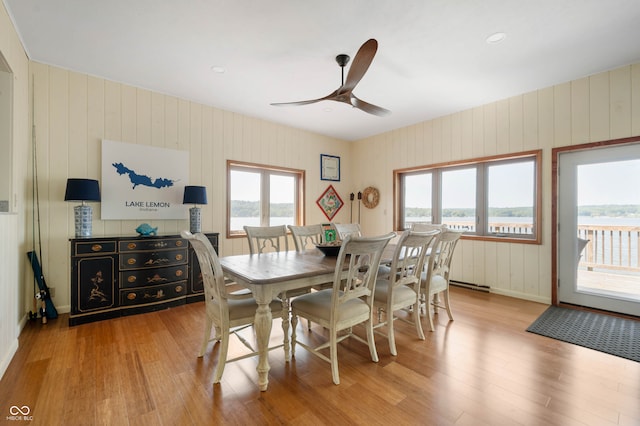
{"left": 557, "top": 143, "right": 640, "bottom": 316}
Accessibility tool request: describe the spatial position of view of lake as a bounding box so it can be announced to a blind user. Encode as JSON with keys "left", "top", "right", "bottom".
{"left": 231, "top": 215, "right": 640, "bottom": 270}
{"left": 232, "top": 215, "right": 640, "bottom": 229}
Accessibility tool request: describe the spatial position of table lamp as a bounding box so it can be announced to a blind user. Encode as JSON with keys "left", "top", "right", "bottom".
{"left": 183, "top": 185, "right": 207, "bottom": 233}
{"left": 64, "top": 178, "right": 101, "bottom": 238}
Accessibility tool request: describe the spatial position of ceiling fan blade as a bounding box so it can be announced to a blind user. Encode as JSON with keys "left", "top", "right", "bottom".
{"left": 271, "top": 90, "right": 339, "bottom": 107}
{"left": 350, "top": 95, "right": 391, "bottom": 117}
{"left": 340, "top": 39, "right": 378, "bottom": 94}
{"left": 270, "top": 99, "right": 323, "bottom": 107}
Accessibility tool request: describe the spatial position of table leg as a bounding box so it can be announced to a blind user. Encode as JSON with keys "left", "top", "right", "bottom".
{"left": 252, "top": 288, "right": 273, "bottom": 391}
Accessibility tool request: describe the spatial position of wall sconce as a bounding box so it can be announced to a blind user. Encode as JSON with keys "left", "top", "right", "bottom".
{"left": 183, "top": 185, "right": 207, "bottom": 233}
{"left": 64, "top": 178, "right": 101, "bottom": 238}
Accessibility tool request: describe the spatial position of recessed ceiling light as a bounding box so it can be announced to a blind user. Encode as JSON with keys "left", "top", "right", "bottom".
{"left": 211, "top": 66, "right": 225, "bottom": 73}
{"left": 486, "top": 32, "right": 506, "bottom": 44}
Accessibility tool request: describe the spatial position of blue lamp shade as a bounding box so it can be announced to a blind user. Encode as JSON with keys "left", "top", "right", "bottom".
{"left": 64, "top": 178, "right": 101, "bottom": 202}
{"left": 183, "top": 186, "right": 207, "bottom": 205}
{"left": 64, "top": 178, "right": 100, "bottom": 238}
{"left": 183, "top": 186, "right": 207, "bottom": 233}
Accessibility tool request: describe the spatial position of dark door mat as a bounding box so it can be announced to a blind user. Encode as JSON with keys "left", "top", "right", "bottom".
{"left": 527, "top": 306, "right": 639, "bottom": 362}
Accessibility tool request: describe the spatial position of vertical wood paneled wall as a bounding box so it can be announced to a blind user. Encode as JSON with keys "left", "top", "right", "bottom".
{"left": 352, "top": 64, "right": 640, "bottom": 303}
{"left": 30, "top": 64, "right": 350, "bottom": 314}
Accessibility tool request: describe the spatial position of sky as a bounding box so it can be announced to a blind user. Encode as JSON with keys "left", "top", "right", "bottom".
{"left": 405, "top": 162, "right": 535, "bottom": 209}
{"left": 230, "top": 170, "right": 295, "bottom": 203}
{"left": 578, "top": 159, "right": 640, "bottom": 205}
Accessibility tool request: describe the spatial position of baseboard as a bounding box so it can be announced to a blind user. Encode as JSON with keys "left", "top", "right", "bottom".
{"left": 0, "top": 337, "right": 19, "bottom": 381}
{"left": 490, "top": 287, "right": 551, "bottom": 304}
{"left": 450, "top": 280, "right": 551, "bottom": 304}
{"left": 450, "top": 280, "right": 490, "bottom": 292}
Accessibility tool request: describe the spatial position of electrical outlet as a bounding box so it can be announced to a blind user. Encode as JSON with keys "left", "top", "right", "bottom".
{"left": 49, "top": 287, "right": 55, "bottom": 298}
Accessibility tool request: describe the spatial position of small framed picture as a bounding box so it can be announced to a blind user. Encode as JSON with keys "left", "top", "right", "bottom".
{"left": 320, "top": 154, "right": 340, "bottom": 181}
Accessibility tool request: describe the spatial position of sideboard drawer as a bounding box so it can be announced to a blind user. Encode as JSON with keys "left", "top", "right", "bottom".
{"left": 119, "top": 238, "right": 186, "bottom": 252}
{"left": 119, "top": 248, "right": 188, "bottom": 270}
{"left": 72, "top": 240, "right": 117, "bottom": 256}
{"left": 120, "top": 264, "right": 188, "bottom": 289}
{"left": 119, "top": 281, "right": 188, "bottom": 307}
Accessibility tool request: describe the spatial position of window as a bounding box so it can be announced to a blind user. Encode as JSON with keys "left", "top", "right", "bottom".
{"left": 403, "top": 172, "right": 432, "bottom": 227}
{"left": 227, "top": 160, "right": 304, "bottom": 237}
{"left": 395, "top": 150, "right": 541, "bottom": 243}
{"left": 441, "top": 166, "right": 476, "bottom": 231}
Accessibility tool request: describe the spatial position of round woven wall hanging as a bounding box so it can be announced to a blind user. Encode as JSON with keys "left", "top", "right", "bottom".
{"left": 362, "top": 186, "right": 380, "bottom": 209}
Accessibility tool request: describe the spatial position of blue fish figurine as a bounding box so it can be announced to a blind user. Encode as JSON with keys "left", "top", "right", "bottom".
{"left": 136, "top": 223, "right": 158, "bottom": 236}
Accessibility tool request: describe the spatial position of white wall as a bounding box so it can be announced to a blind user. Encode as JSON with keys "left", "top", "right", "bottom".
{"left": 0, "top": 213, "right": 18, "bottom": 379}
{"left": 0, "top": 1, "right": 29, "bottom": 380}
{"left": 352, "top": 64, "right": 640, "bottom": 303}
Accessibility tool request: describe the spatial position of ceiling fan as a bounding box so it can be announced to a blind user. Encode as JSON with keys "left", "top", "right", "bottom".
{"left": 271, "top": 39, "right": 391, "bottom": 117}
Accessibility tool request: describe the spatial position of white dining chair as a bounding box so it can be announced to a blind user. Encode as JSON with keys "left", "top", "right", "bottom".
{"left": 373, "top": 229, "right": 439, "bottom": 355}
{"left": 287, "top": 224, "right": 328, "bottom": 329}
{"left": 420, "top": 230, "right": 463, "bottom": 331}
{"left": 181, "top": 231, "right": 286, "bottom": 384}
{"left": 290, "top": 232, "right": 395, "bottom": 385}
{"left": 288, "top": 224, "right": 324, "bottom": 251}
{"left": 332, "top": 222, "right": 362, "bottom": 240}
{"left": 244, "top": 225, "right": 289, "bottom": 254}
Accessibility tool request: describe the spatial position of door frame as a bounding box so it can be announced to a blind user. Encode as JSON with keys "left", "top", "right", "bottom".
{"left": 551, "top": 135, "right": 640, "bottom": 305}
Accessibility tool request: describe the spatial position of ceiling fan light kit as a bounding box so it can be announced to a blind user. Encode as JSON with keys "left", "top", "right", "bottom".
{"left": 271, "top": 39, "right": 390, "bottom": 117}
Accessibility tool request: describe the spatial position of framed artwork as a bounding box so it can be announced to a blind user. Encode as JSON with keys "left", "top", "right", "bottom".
{"left": 320, "top": 154, "right": 340, "bottom": 181}
{"left": 316, "top": 185, "right": 344, "bottom": 221}
{"left": 101, "top": 139, "right": 189, "bottom": 220}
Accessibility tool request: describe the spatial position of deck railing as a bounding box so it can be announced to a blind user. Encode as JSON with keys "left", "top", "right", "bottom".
{"left": 578, "top": 225, "right": 640, "bottom": 273}
{"left": 442, "top": 221, "right": 640, "bottom": 273}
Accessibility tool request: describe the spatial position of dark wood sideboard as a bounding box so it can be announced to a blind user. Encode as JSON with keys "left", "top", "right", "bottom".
{"left": 69, "top": 233, "right": 218, "bottom": 326}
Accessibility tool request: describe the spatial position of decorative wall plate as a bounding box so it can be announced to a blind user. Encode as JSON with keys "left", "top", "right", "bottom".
{"left": 362, "top": 186, "right": 380, "bottom": 209}
{"left": 316, "top": 185, "right": 344, "bottom": 220}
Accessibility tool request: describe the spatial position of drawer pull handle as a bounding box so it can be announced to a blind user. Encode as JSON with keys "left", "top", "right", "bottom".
{"left": 91, "top": 244, "right": 102, "bottom": 252}
{"left": 128, "top": 243, "right": 137, "bottom": 249}
{"left": 127, "top": 292, "right": 137, "bottom": 300}
{"left": 176, "top": 240, "right": 183, "bottom": 247}
{"left": 176, "top": 270, "right": 183, "bottom": 277}
{"left": 176, "top": 254, "right": 183, "bottom": 261}
{"left": 127, "top": 258, "right": 136, "bottom": 265}
{"left": 128, "top": 276, "right": 136, "bottom": 283}
{"left": 175, "top": 285, "right": 183, "bottom": 293}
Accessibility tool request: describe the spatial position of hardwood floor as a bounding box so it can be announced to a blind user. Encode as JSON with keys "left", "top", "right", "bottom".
{"left": 1, "top": 287, "right": 639, "bottom": 425}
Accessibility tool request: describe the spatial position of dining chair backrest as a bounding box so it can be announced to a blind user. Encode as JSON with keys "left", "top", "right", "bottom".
{"left": 244, "top": 225, "right": 289, "bottom": 254}
{"left": 332, "top": 222, "right": 362, "bottom": 240}
{"left": 181, "top": 231, "right": 227, "bottom": 319}
{"left": 424, "top": 229, "right": 463, "bottom": 284}
{"left": 388, "top": 230, "right": 440, "bottom": 290}
{"left": 331, "top": 232, "right": 395, "bottom": 314}
{"left": 288, "top": 224, "right": 323, "bottom": 252}
{"left": 410, "top": 222, "right": 447, "bottom": 232}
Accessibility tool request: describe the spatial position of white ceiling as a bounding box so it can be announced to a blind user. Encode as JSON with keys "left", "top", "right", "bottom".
{"left": 4, "top": 0, "right": 640, "bottom": 141}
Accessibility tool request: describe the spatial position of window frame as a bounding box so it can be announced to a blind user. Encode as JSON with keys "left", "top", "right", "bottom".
{"left": 394, "top": 150, "right": 542, "bottom": 244}
{"left": 227, "top": 160, "right": 305, "bottom": 238}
